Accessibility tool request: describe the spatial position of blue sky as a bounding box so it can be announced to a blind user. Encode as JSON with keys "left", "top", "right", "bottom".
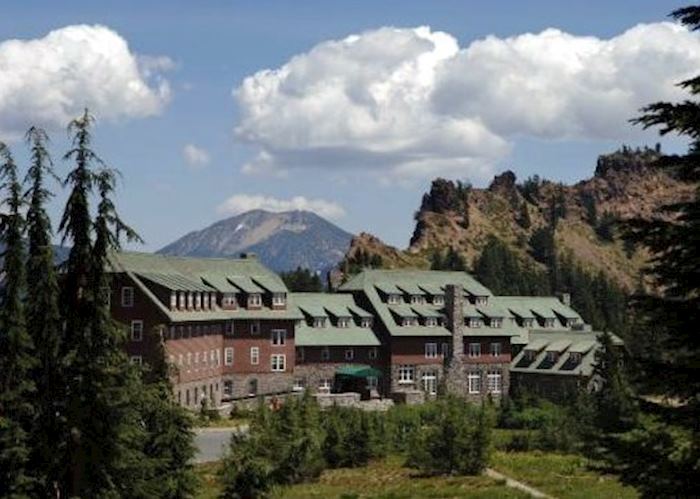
{"left": 0, "top": 0, "right": 693, "bottom": 251}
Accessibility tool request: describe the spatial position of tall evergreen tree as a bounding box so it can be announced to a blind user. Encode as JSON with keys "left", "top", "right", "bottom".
{"left": 0, "top": 143, "right": 35, "bottom": 497}
{"left": 23, "top": 127, "right": 65, "bottom": 496}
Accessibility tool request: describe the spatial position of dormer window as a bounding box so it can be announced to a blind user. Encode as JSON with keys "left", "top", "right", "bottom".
{"left": 186, "top": 293, "right": 193, "bottom": 309}
{"left": 361, "top": 317, "right": 373, "bottom": 328}
{"left": 402, "top": 317, "right": 418, "bottom": 327}
{"left": 313, "top": 317, "right": 327, "bottom": 328}
{"left": 169, "top": 292, "right": 177, "bottom": 310}
{"left": 468, "top": 318, "right": 482, "bottom": 328}
{"left": 337, "top": 317, "right": 350, "bottom": 328}
{"left": 524, "top": 350, "right": 536, "bottom": 362}
{"left": 546, "top": 351, "right": 558, "bottom": 363}
{"left": 387, "top": 294, "right": 401, "bottom": 305}
{"left": 195, "top": 293, "right": 202, "bottom": 310}
{"left": 425, "top": 317, "right": 438, "bottom": 327}
{"left": 410, "top": 295, "right": 424, "bottom": 304}
{"left": 247, "top": 293, "right": 262, "bottom": 308}
{"left": 475, "top": 296, "right": 488, "bottom": 306}
{"left": 432, "top": 295, "right": 445, "bottom": 305}
{"left": 523, "top": 318, "right": 534, "bottom": 328}
{"left": 222, "top": 293, "right": 236, "bottom": 307}
{"left": 570, "top": 352, "right": 582, "bottom": 364}
{"left": 202, "top": 293, "right": 209, "bottom": 310}
{"left": 490, "top": 318, "right": 503, "bottom": 328}
{"left": 544, "top": 318, "right": 556, "bottom": 328}
{"left": 178, "top": 292, "right": 186, "bottom": 309}
{"left": 210, "top": 292, "right": 218, "bottom": 308}
{"left": 272, "top": 293, "right": 286, "bottom": 307}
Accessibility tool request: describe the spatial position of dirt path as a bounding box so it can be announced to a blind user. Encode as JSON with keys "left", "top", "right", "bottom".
{"left": 486, "top": 468, "right": 554, "bottom": 498}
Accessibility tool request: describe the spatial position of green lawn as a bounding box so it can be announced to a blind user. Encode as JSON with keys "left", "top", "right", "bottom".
{"left": 491, "top": 451, "right": 639, "bottom": 499}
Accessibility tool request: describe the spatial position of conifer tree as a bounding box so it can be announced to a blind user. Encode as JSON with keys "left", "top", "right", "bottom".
{"left": 23, "top": 127, "right": 65, "bottom": 495}
{"left": 0, "top": 143, "right": 35, "bottom": 497}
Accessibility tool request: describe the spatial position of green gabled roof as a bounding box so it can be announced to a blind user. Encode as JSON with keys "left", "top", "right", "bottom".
{"left": 388, "top": 304, "right": 418, "bottom": 318}
{"left": 476, "top": 303, "right": 508, "bottom": 318}
{"left": 546, "top": 339, "right": 572, "bottom": 352}
{"left": 418, "top": 283, "right": 444, "bottom": 295}
{"left": 524, "top": 338, "right": 549, "bottom": 351}
{"left": 495, "top": 296, "right": 582, "bottom": 322}
{"left": 200, "top": 274, "right": 239, "bottom": 293}
{"left": 168, "top": 308, "right": 303, "bottom": 321}
{"left": 463, "top": 303, "right": 482, "bottom": 318}
{"left": 569, "top": 339, "right": 597, "bottom": 354}
{"left": 339, "top": 269, "right": 493, "bottom": 297}
{"left": 374, "top": 282, "right": 401, "bottom": 295}
{"left": 229, "top": 276, "right": 264, "bottom": 294}
{"left": 137, "top": 272, "right": 212, "bottom": 292}
{"left": 347, "top": 304, "right": 373, "bottom": 319}
{"left": 295, "top": 325, "right": 380, "bottom": 347}
{"left": 392, "top": 326, "right": 452, "bottom": 337}
{"left": 411, "top": 304, "right": 443, "bottom": 318}
{"left": 252, "top": 275, "right": 287, "bottom": 294}
{"left": 291, "top": 293, "right": 373, "bottom": 319}
{"left": 396, "top": 283, "right": 425, "bottom": 295}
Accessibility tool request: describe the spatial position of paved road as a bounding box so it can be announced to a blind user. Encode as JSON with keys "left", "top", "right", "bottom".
{"left": 193, "top": 428, "right": 241, "bottom": 464}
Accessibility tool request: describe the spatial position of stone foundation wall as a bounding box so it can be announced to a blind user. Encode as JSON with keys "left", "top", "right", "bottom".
{"left": 389, "top": 363, "right": 444, "bottom": 395}
{"left": 222, "top": 372, "right": 294, "bottom": 400}
{"left": 445, "top": 358, "right": 510, "bottom": 403}
{"left": 314, "top": 392, "right": 361, "bottom": 408}
{"left": 174, "top": 375, "right": 223, "bottom": 409}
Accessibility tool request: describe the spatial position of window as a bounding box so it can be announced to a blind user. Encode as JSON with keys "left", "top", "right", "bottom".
{"left": 130, "top": 355, "right": 142, "bottom": 366}
{"left": 425, "top": 342, "right": 438, "bottom": 359}
{"left": 468, "top": 318, "right": 482, "bottom": 328}
{"left": 544, "top": 318, "right": 556, "bottom": 328}
{"left": 475, "top": 296, "right": 488, "bottom": 306}
{"left": 313, "top": 317, "right": 326, "bottom": 328}
{"left": 248, "top": 294, "right": 262, "bottom": 307}
{"left": 398, "top": 365, "right": 415, "bottom": 384}
{"left": 570, "top": 352, "right": 582, "bottom": 364}
{"left": 523, "top": 318, "right": 534, "bottom": 328}
{"left": 490, "top": 318, "right": 503, "bottom": 328}
{"left": 194, "top": 325, "right": 200, "bottom": 337}
{"left": 271, "top": 354, "right": 286, "bottom": 372}
{"left": 319, "top": 378, "right": 332, "bottom": 392}
{"left": 296, "top": 347, "right": 305, "bottom": 362}
{"left": 195, "top": 293, "right": 202, "bottom": 309}
{"left": 468, "top": 372, "right": 481, "bottom": 394}
{"left": 194, "top": 352, "right": 200, "bottom": 365}
{"left": 337, "top": 317, "right": 350, "bottom": 328}
{"left": 178, "top": 354, "right": 183, "bottom": 366}
{"left": 321, "top": 347, "right": 330, "bottom": 361}
{"left": 224, "top": 347, "right": 234, "bottom": 366}
{"left": 487, "top": 371, "right": 502, "bottom": 393}
{"left": 223, "top": 380, "right": 233, "bottom": 397}
{"left": 410, "top": 295, "right": 424, "bottom": 304}
{"left": 130, "top": 320, "right": 143, "bottom": 342}
{"left": 402, "top": 317, "right": 418, "bottom": 327}
{"left": 272, "top": 293, "right": 286, "bottom": 306}
{"left": 421, "top": 371, "right": 437, "bottom": 395}
{"left": 344, "top": 348, "right": 354, "bottom": 361}
{"left": 250, "top": 347, "right": 260, "bottom": 365}
{"left": 490, "top": 342, "right": 502, "bottom": 357}
{"left": 366, "top": 376, "right": 378, "bottom": 390}
{"left": 387, "top": 294, "right": 401, "bottom": 304}
{"left": 178, "top": 292, "right": 186, "bottom": 309}
{"left": 250, "top": 321, "right": 260, "bottom": 335}
{"left": 186, "top": 389, "right": 190, "bottom": 406}
{"left": 546, "top": 351, "right": 558, "bottom": 363}
{"left": 368, "top": 347, "right": 378, "bottom": 360}
{"left": 361, "top": 317, "right": 372, "bottom": 328}
{"left": 186, "top": 352, "right": 192, "bottom": 366}
{"left": 248, "top": 379, "right": 258, "bottom": 396}
{"left": 170, "top": 292, "right": 177, "bottom": 309}
{"left": 271, "top": 329, "right": 286, "bottom": 346}
{"left": 433, "top": 295, "right": 445, "bottom": 305}
{"left": 216, "top": 349, "right": 221, "bottom": 366}
{"left": 293, "top": 378, "right": 306, "bottom": 392}
{"left": 468, "top": 342, "right": 481, "bottom": 358}
{"left": 222, "top": 293, "right": 236, "bottom": 307}
{"left": 202, "top": 293, "right": 209, "bottom": 310}
{"left": 524, "top": 350, "right": 536, "bottom": 362}
{"left": 224, "top": 322, "right": 234, "bottom": 338}
{"left": 169, "top": 326, "right": 176, "bottom": 339}
{"left": 441, "top": 343, "right": 450, "bottom": 357}
{"left": 187, "top": 293, "right": 193, "bottom": 309}
{"left": 425, "top": 317, "right": 438, "bottom": 327}
{"left": 121, "top": 286, "right": 134, "bottom": 307}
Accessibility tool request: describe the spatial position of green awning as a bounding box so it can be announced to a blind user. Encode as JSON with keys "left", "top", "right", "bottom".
{"left": 335, "top": 365, "right": 382, "bottom": 378}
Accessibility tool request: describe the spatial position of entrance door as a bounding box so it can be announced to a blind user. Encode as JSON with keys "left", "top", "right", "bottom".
{"left": 421, "top": 371, "right": 437, "bottom": 395}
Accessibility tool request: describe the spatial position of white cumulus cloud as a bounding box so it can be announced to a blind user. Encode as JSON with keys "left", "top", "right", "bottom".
{"left": 217, "top": 194, "right": 346, "bottom": 220}
{"left": 233, "top": 22, "right": 700, "bottom": 181}
{"left": 183, "top": 143, "right": 210, "bottom": 168}
{"left": 0, "top": 24, "right": 173, "bottom": 140}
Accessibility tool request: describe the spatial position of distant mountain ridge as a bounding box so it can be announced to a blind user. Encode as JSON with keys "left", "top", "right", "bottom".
{"left": 158, "top": 209, "right": 353, "bottom": 274}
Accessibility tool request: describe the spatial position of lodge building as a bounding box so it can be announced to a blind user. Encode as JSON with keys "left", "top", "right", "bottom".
{"left": 107, "top": 251, "right": 620, "bottom": 408}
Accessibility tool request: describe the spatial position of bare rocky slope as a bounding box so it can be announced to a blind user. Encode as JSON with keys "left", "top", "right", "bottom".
{"left": 342, "top": 147, "right": 695, "bottom": 290}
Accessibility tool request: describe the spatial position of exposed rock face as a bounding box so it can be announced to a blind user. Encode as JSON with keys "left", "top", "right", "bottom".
{"left": 343, "top": 147, "right": 695, "bottom": 289}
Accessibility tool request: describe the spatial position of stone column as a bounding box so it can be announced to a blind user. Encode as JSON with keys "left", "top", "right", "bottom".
{"left": 444, "top": 284, "right": 468, "bottom": 396}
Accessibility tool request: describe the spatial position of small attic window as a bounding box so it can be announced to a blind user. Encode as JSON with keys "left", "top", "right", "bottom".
{"left": 569, "top": 352, "right": 582, "bottom": 364}
{"left": 387, "top": 294, "right": 401, "bottom": 305}
{"left": 425, "top": 317, "right": 438, "bottom": 327}
{"left": 402, "top": 317, "right": 418, "bottom": 327}
{"left": 490, "top": 318, "right": 503, "bottom": 328}
{"left": 314, "top": 317, "right": 327, "bottom": 328}
{"left": 544, "top": 318, "right": 556, "bottom": 328}
{"left": 248, "top": 293, "right": 262, "bottom": 307}
{"left": 410, "top": 295, "right": 424, "bottom": 304}
{"left": 468, "top": 318, "right": 482, "bottom": 328}
{"left": 272, "top": 293, "right": 286, "bottom": 306}
{"left": 523, "top": 318, "right": 534, "bottom": 328}
{"left": 361, "top": 317, "right": 373, "bottom": 328}
{"left": 474, "top": 296, "right": 488, "bottom": 306}
{"left": 337, "top": 317, "right": 351, "bottom": 328}
{"left": 432, "top": 295, "right": 445, "bottom": 305}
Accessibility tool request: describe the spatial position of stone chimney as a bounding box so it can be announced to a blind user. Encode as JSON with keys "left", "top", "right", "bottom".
{"left": 560, "top": 292, "right": 571, "bottom": 307}
{"left": 445, "top": 284, "right": 464, "bottom": 357}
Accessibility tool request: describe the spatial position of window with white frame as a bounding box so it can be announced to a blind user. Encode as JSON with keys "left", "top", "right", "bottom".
{"left": 271, "top": 354, "right": 286, "bottom": 372}
{"left": 425, "top": 317, "right": 438, "bottom": 327}
{"left": 321, "top": 347, "right": 330, "bottom": 361}
{"left": 487, "top": 371, "right": 502, "bottom": 393}
{"left": 247, "top": 294, "right": 262, "bottom": 307}
{"left": 368, "top": 347, "right": 378, "bottom": 360}
{"left": 524, "top": 350, "right": 536, "bottom": 362}
{"left": 387, "top": 294, "right": 401, "bottom": 304}
{"left": 410, "top": 295, "right": 424, "bottom": 304}
{"left": 121, "top": 286, "right": 134, "bottom": 307}
{"left": 224, "top": 347, "right": 234, "bottom": 366}
{"left": 468, "top": 318, "right": 482, "bottom": 328}
{"left": 475, "top": 296, "right": 489, "bottom": 306}
{"left": 210, "top": 292, "right": 217, "bottom": 308}
{"left": 402, "top": 317, "right": 418, "bottom": 327}
{"left": 441, "top": 343, "right": 450, "bottom": 357}
{"left": 250, "top": 321, "right": 260, "bottom": 335}
{"left": 130, "top": 355, "right": 142, "bottom": 366}
{"left": 490, "top": 318, "right": 503, "bottom": 328}
{"left": 186, "top": 293, "right": 193, "bottom": 309}
{"left": 366, "top": 376, "right": 378, "bottom": 390}
{"left": 293, "top": 377, "right": 306, "bottom": 391}
{"left": 272, "top": 293, "right": 286, "bottom": 306}
{"left": 468, "top": 342, "right": 481, "bottom": 358}
{"left": 490, "top": 342, "right": 502, "bottom": 357}
{"left": 223, "top": 380, "right": 233, "bottom": 397}
{"left": 523, "top": 318, "right": 534, "bottom": 328}
{"left": 398, "top": 365, "right": 415, "bottom": 384}
{"left": 313, "top": 317, "right": 326, "bottom": 328}
{"left": 570, "top": 352, "right": 582, "bottom": 364}
{"left": 194, "top": 352, "right": 199, "bottom": 365}
{"left": 544, "top": 318, "right": 556, "bottom": 328}
{"left": 248, "top": 378, "right": 258, "bottom": 396}
{"left": 222, "top": 293, "right": 236, "bottom": 307}
{"left": 344, "top": 348, "right": 354, "bottom": 361}
{"left": 170, "top": 292, "right": 177, "bottom": 309}
{"left": 361, "top": 317, "right": 372, "bottom": 328}
{"left": 421, "top": 371, "right": 438, "bottom": 395}
{"left": 202, "top": 293, "right": 209, "bottom": 310}
{"left": 546, "top": 351, "right": 558, "bottom": 363}
{"left": 425, "top": 342, "right": 438, "bottom": 359}
{"left": 178, "top": 354, "right": 183, "bottom": 366}
{"left": 131, "top": 320, "right": 143, "bottom": 341}
{"left": 178, "top": 292, "right": 186, "bottom": 309}
{"left": 195, "top": 293, "right": 201, "bottom": 309}
{"left": 250, "top": 347, "right": 260, "bottom": 365}
{"left": 468, "top": 372, "right": 481, "bottom": 394}
{"left": 337, "top": 317, "right": 350, "bottom": 328}
{"left": 432, "top": 295, "right": 445, "bottom": 305}
{"left": 271, "top": 329, "right": 286, "bottom": 346}
{"left": 186, "top": 352, "right": 192, "bottom": 366}
{"left": 223, "top": 321, "right": 234, "bottom": 337}
{"left": 319, "top": 378, "right": 332, "bottom": 392}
